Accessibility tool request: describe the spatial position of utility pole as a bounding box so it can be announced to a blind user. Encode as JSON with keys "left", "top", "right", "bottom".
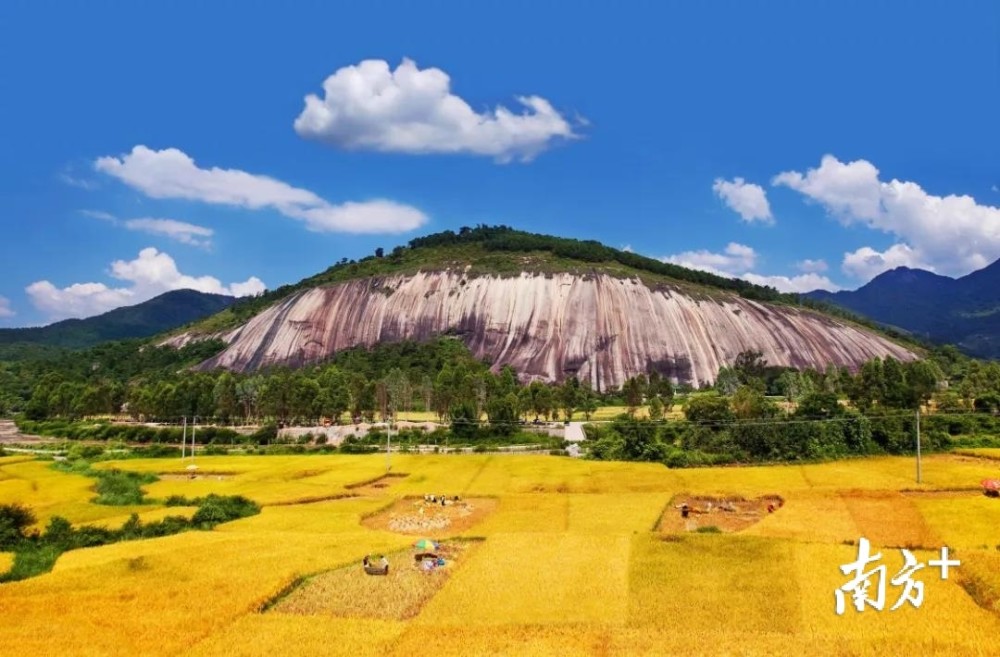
{"left": 192, "top": 417, "right": 197, "bottom": 462}
{"left": 915, "top": 407, "right": 922, "bottom": 484}
{"left": 181, "top": 416, "right": 187, "bottom": 459}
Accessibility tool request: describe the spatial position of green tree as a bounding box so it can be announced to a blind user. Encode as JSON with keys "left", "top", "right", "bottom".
{"left": 905, "top": 360, "right": 943, "bottom": 409}
{"left": 715, "top": 367, "right": 740, "bottom": 396}
{"left": 612, "top": 416, "right": 666, "bottom": 462}
{"left": 450, "top": 401, "right": 479, "bottom": 441}
{"left": 795, "top": 391, "right": 844, "bottom": 419}
{"left": 881, "top": 357, "right": 909, "bottom": 408}
{"left": 534, "top": 384, "right": 555, "bottom": 421}
{"left": 777, "top": 370, "right": 814, "bottom": 403}
{"left": 731, "top": 385, "right": 778, "bottom": 420}
{"left": 289, "top": 375, "right": 321, "bottom": 422}
{"left": 486, "top": 392, "right": 519, "bottom": 436}
{"left": 0, "top": 503, "right": 35, "bottom": 550}
{"left": 648, "top": 395, "right": 664, "bottom": 422}
{"left": 684, "top": 395, "right": 734, "bottom": 425}
{"left": 318, "top": 368, "right": 350, "bottom": 423}
{"left": 622, "top": 376, "right": 644, "bottom": 417}
{"left": 733, "top": 350, "right": 768, "bottom": 388}
{"left": 213, "top": 372, "right": 239, "bottom": 422}
{"left": 850, "top": 358, "right": 886, "bottom": 413}
{"left": 236, "top": 376, "right": 262, "bottom": 422}
{"left": 261, "top": 370, "right": 294, "bottom": 423}
{"left": 559, "top": 376, "right": 581, "bottom": 420}
{"left": 383, "top": 367, "right": 409, "bottom": 418}
{"left": 578, "top": 386, "right": 598, "bottom": 420}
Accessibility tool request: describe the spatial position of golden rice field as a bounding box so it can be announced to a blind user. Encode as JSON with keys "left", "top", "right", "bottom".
{"left": 1, "top": 450, "right": 999, "bottom": 656}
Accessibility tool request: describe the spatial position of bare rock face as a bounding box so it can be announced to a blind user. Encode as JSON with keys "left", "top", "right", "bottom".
{"left": 183, "top": 271, "right": 916, "bottom": 388}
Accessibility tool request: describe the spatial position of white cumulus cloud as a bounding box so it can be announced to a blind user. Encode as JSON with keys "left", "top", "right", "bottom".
{"left": 741, "top": 272, "right": 841, "bottom": 293}
{"left": 796, "top": 258, "right": 828, "bottom": 273}
{"left": 0, "top": 296, "right": 15, "bottom": 319}
{"left": 712, "top": 177, "right": 773, "bottom": 224}
{"left": 841, "top": 243, "right": 931, "bottom": 281}
{"left": 294, "top": 58, "right": 579, "bottom": 163}
{"left": 95, "top": 145, "right": 427, "bottom": 234}
{"left": 124, "top": 218, "right": 214, "bottom": 248}
{"left": 774, "top": 154, "right": 1000, "bottom": 280}
{"left": 26, "top": 247, "right": 266, "bottom": 321}
{"left": 664, "top": 242, "right": 757, "bottom": 275}
{"left": 663, "top": 244, "right": 839, "bottom": 293}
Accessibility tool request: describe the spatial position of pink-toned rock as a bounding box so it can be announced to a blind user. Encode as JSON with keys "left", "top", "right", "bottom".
{"left": 178, "top": 271, "right": 915, "bottom": 388}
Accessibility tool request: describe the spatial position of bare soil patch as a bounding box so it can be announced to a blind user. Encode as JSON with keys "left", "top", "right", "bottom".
{"left": 362, "top": 496, "right": 498, "bottom": 536}
{"left": 266, "top": 540, "right": 479, "bottom": 620}
{"left": 658, "top": 494, "right": 784, "bottom": 534}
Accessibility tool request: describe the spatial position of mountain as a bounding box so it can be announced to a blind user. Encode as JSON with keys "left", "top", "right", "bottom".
{"left": 807, "top": 260, "right": 1000, "bottom": 359}
{"left": 0, "top": 289, "right": 237, "bottom": 350}
{"left": 164, "top": 226, "right": 918, "bottom": 388}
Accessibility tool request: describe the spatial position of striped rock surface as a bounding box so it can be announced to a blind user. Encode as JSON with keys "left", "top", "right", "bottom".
{"left": 175, "top": 271, "right": 916, "bottom": 388}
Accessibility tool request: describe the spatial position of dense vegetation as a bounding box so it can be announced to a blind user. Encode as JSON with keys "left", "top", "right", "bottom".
{"left": 588, "top": 347, "right": 1000, "bottom": 466}
{"left": 4, "top": 317, "right": 1000, "bottom": 465}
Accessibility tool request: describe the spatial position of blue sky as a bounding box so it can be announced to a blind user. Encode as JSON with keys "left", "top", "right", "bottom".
{"left": 1, "top": 0, "right": 998, "bottom": 326}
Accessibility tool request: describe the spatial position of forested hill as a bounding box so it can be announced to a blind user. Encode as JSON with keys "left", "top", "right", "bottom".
{"left": 189, "top": 225, "right": 911, "bottom": 343}
{"left": 0, "top": 289, "right": 236, "bottom": 351}
{"left": 808, "top": 259, "right": 1000, "bottom": 359}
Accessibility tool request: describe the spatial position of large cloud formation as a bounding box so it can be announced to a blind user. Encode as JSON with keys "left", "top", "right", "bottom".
{"left": 774, "top": 155, "right": 1000, "bottom": 280}
{"left": 96, "top": 146, "right": 427, "bottom": 234}
{"left": 294, "top": 58, "right": 578, "bottom": 163}
{"left": 663, "top": 243, "right": 840, "bottom": 293}
{"left": 26, "top": 248, "right": 266, "bottom": 321}
{"left": 712, "top": 177, "right": 773, "bottom": 224}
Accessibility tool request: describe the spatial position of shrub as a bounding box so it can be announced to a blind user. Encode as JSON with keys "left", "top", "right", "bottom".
{"left": 0, "top": 544, "right": 62, "bottom": 582}
{"left": 66, "top": 444, "right": 104, "bottom": 461}
{"left": 0, "top": 503, "right": 36, "bottom": 549}
{"left": 93, "top": 469, "right": 157, "bottom": 505}
{"left": 191, "top": 495, "right": 260, "bottom": 528}
{"left": 249, "top": 423, "right": 278, "bottom": 444}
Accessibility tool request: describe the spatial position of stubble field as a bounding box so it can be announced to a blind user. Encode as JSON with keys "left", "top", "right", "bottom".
{"left": 1, "top": 450, "right": 999, "bottom": 656}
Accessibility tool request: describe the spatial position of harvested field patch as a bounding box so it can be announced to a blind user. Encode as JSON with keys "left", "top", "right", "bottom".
{"left": 267, "top": 541, "right": 478, "bottom": 620}
{"left": 361, "top": 496, "right": 497, "bottom": 536}
{"left": 658, "top": 493, "right": 784, "bottom": 534}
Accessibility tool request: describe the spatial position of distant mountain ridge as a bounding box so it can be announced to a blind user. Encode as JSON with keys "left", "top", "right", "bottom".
{"left": 0, "top": 289, "right": 237, "bottom": 350}
{"left": 807, "top": 259, "right": 1000, "bottom": 358}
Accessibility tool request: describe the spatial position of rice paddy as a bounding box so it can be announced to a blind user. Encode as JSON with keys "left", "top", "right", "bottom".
{"left": 1, "top": 450, "right": 998, "bottom": 655}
